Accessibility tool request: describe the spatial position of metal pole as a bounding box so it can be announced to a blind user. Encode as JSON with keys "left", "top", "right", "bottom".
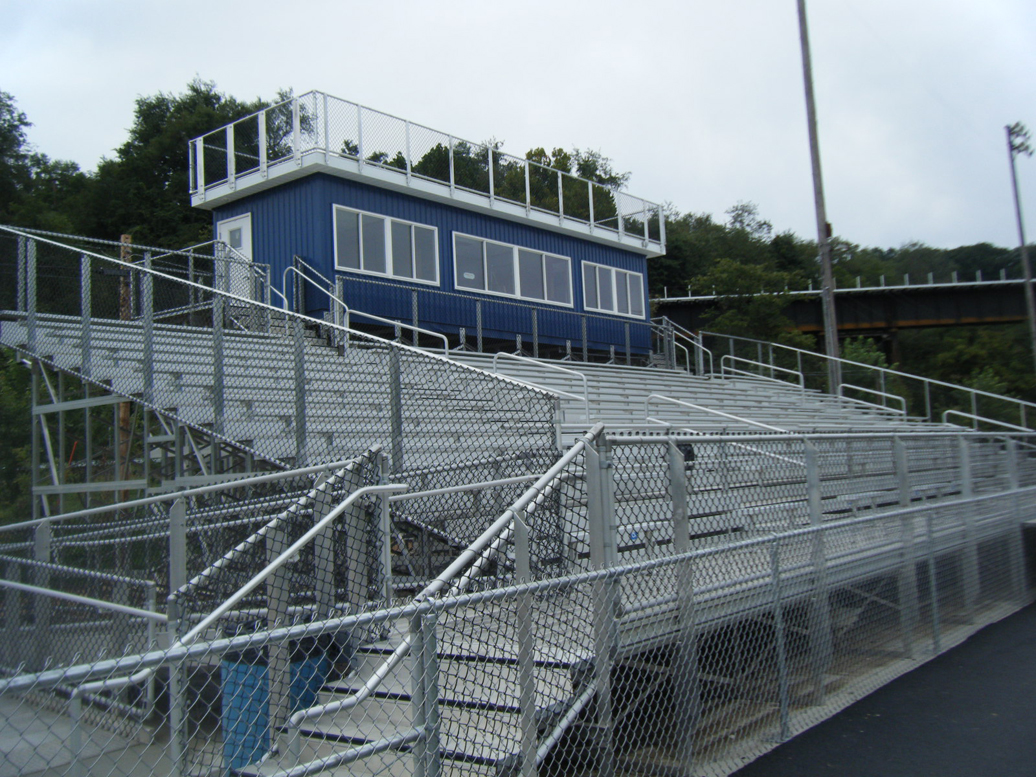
{"left": 1006, "top": 123, "right": 1036, "bottom": 379}
{"left": 797, "top": 0, "right": 841, "bottom": 393}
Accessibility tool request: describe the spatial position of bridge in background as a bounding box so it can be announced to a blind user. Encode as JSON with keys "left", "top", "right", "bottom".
{"left": 655, "top": 275, "right": 1029, "bottom": 337}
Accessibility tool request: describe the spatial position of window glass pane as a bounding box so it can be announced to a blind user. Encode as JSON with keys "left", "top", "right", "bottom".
{"left": 545, "top": 255, "right": 570, "bottom": 304}
{"left": 455, "top": 236, "right": 484, "bottom": 289}
{"left": 629, "top": 273, "right": 644, "bottom": 316}
{"left": 583, "top": 263, "right": 597, "bottom": 309}
{"left": 597, "top": 266, "right": 613, "bottom": 311}
{"left": 391, "top": 221, "right": 413, "bottom": 278}
{"left": 335, "top": 209, "right": 360, "bottom": 269}
{"left": 361, "top": 214, "right": 386, "bottom": 273}
{"left": 518, "top": 250, "right": 544, "bottom": 300}
{"left": 414, "top": 227, "right": 437, "bottom": 282}
{"left": 616, "top": 271, "right": 629, "bottom": 314}
{"left": 486, "top": 242, "right": 515, "bottom": 295}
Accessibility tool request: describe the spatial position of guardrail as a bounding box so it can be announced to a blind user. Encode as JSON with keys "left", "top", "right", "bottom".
{"left": 188, "top": 91, "right": 665, "bottom": 253}
{"left": 703, "top": 330, "right": 1036, "bottom": 431}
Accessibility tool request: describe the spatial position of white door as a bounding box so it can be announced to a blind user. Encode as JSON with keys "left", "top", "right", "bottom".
{"left": 216, "top": 213, "right": 253, "bottom": 300}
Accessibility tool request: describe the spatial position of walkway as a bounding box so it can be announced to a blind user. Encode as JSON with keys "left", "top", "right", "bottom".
{"left": 732, "top": 602, "right": 1036, "bottom": 777}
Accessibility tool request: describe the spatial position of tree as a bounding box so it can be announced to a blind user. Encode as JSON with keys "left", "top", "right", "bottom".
{"left": 0, "top": 91, "right": 31, "bottom": 223}
{"left": 77, "top": 79, "right": 276, "bottom": 247}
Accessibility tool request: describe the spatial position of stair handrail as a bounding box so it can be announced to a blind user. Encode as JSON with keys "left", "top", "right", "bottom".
{"left": 284, "top": 423, "right": 606, "bottom": 735}
{"left": 492, "top": 351, "right": 592, "bottom": 422}
{"left": 170, "top": 450, "right": 380, "bottom": 602}
{"left": 651, "top": 316, "right": 714, "bottom": 374}
{"left": 176, "top": 482, "right": 408, "bottom": 646}
{"left": 720, "top": 354, "right": 806, "bottom": 389}
{"left": 645, "top": 393, "right": 790, "bottom": 433}
{"left": 838, "top": 383, "right": 908, "bottom": 416}
{"left": 942, "top": 410, "right": 1032, "bottom": 432}
{"left": 703, "top": 329, "right": 1036, "bottom": 430}
{"left": 285, "top": 254, "right": 451, "bottom": 355}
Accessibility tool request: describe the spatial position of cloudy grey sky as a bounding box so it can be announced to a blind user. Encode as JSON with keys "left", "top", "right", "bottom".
{"left": 3, "top": 0, "right": 1034, "bottom": 251}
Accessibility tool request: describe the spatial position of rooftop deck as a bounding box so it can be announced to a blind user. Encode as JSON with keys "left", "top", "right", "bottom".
{"left": 188, "top": 90, "right": 666, "bottom": 257}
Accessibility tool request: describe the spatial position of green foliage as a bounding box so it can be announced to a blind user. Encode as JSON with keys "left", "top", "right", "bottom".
{"left": 0, "top": 352, "right": 31, "bottom": 525}
{"left": 691, "top": 258, "right": 797, "bottom": 341}
{"left": 76, "top": 79, "right": 276, "bottom": 247}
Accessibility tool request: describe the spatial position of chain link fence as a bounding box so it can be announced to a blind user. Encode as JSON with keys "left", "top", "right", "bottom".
{"left": 0, "top": 425, "right": 1032, "bottom": 777}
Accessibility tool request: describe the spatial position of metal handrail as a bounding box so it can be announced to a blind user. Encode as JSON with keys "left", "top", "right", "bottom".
{"left": 704, "top": 330, "right": 1036, "bottom": 428}
{"left": 284, "top": 423, "right": 605, "bottom": 733}
{"left": 645, "top": 393, "right": 790, "bottom": 433}
{"left": 178, "top": 482, "right": 408, "bottom": 645}
{"left": 0, "top": 579, "right": 166, "bottom": 623}
{"left": 190, "top": 91, "right": 665, "bottom": 250}
{"left": 720, "top": 354, "right": 806, "bottom": 388}
{"left": 651, "top": 316, "right": 715, "bottom": 374}
{"left": 838, "top": 384, "right": 908, "bottom": 415}
{"left": 492, "top": 351, "right": 592, "bottom": 422}
{"left": 942, "top": 410, "right": 1032, "bottom": 432}
{"left": 285, "top": 257, "right": 452, "bottom": 355}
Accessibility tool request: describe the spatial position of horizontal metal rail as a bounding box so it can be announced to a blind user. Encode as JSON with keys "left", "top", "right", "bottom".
{"left": 492, "top": 351, "right": 591, "bottom": 421}
{"left": 720, "top": 354, "right": 805, "bottom": 388}
{"left": 705, "top": 329, "right": 1036, "bottom": 427}
{"left": 839, "top": 383, "right": 908, "bottom": 415}
{"left": 0, "top": 457, "right": 362, "bottom": 535}
{"left": 0, "top": 579, "right": 166, "bottom": 623}
{"left": 645, "top": 393, "right": 789, "bottom": 433}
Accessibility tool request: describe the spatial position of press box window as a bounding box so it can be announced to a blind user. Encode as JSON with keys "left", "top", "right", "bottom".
{"left": 334, "top": 205, "right": 439, "bottom": 285}
{"left": 453, "top": 233, "right": 572, "bottom": 306}
{"left": 582, "top": 262, "right": 645, "bottom": 318}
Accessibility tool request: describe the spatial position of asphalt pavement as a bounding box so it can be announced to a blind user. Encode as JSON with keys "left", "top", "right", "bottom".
{"left": 732, "top": 602, "right": 1036, "bottom": 777}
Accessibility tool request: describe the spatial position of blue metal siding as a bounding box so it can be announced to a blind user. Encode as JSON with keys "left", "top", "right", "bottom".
{"left": 212, "top": 173, "right": 651, "bottom": 351}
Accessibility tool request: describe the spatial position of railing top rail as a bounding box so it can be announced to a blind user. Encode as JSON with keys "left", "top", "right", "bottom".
{"left": 0, "top": 224, "right": 215, "bottom": 260}
{"left": 179, "top": 482, "right": 408, "bottom": 646}
{"left": 492, "top": 351, "right": 591, "bottom": 419}
{"left": 190, "top": 90, "right": 662, "bottom": 216}
{"left": 720, "top": 353, "right": 805, "bottom": 388}
{"left": 0, "top": 455, "right": 365, "bottom": 535}
{"left": 0, "top": 553, "right": 155, "bottom": 589}
{"left": 1, "top": 225, "right": 559, "bottom": 400}
{"left": 839, "top": 383, "right": 908, "bottom": 415}
{"left": 702, "top": 330, "right": 1036, "bottom": 413}
{"left": 645, "top": 393, "right": 790, "bottom": 433}
{"left": 942, "top": 410, "right": 1033, "bottom": 432}
{"left": 0, "top": 579, "right": 167, "bottom": 623}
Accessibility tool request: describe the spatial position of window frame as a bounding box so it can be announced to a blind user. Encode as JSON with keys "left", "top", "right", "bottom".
{"left": 581, "top": 260, "right": 647, "bottom": 319}
{"left": 333, "top": 204, "right": 440, "bottom": 286}
{"left": 451, "top": 232, "right": 574, "bottom": 308}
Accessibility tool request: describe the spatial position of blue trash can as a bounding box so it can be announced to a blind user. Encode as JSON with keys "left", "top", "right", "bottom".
{"left": 221, "top": 639, "right": 329, "bottom": 773}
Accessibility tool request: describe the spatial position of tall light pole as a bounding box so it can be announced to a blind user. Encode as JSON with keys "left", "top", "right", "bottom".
{"left": 797, "top": 0, "right": 841, "bottom": 393}
{"left": 1006, "top": 122, "right": 1036, "bottom": 380}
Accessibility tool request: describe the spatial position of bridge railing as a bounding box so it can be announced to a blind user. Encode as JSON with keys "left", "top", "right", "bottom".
{"left": 701, "top": 331, "right": 1036, "bottom": 431}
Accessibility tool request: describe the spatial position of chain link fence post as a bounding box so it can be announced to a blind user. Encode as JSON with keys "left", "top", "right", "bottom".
{"left": 957, "top": 436, "right": 980, "bottom": 619}
{"left": 514, "top": 512, "right": 538, "bottom": 777}
{"left": 894, "top": 438, "right": 920, "bottom": 658}
{"left": 411, "top": 610, "right": 442, "bottom": 777}
{"left": 587, "top": 436, "right": 617, "bottom": 777}
{"left": 769, "top": 535, "right": 791, "bottom": 742}
{"left": 804, "top": 440, "right": 833, "bottom": 704}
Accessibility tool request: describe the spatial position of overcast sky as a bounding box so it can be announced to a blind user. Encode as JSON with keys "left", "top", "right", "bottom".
{"left": 3, "top": 0, "right": 1035, "bottom": 252}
